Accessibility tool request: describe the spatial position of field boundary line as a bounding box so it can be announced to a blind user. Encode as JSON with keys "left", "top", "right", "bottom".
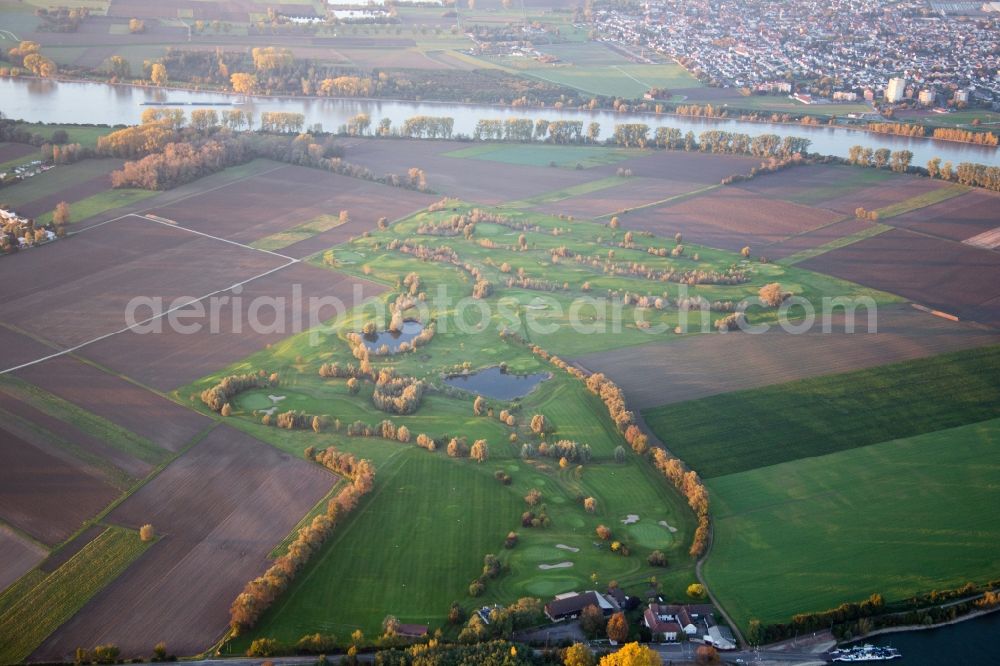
{"left": 595, "top": 183, "right": 720, "bottom": 219}
{"left": 0, "top": 259, "right": 298, "bottom": 376}
{"left": 613, "top": 64, "right": 652, "bottom": 89}
{"left": 132, "top": 213, "right": 299, "bottom": 261}
{"left": 780, "top": 223, "right": 893, "bottom": 265}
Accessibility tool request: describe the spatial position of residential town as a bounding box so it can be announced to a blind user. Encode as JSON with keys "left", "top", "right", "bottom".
{"left": 593, "top": 0, "right": 1000, "bottom": 109}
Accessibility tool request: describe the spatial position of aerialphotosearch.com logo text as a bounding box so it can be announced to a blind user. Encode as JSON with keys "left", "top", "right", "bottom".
{"left": 123, "top": 283, "right": 879, "bottom": 342}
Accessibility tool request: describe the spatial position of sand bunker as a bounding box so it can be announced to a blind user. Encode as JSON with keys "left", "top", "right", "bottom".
{"left": 260, "top": 395, "right": 287, "bottom": 416}
{"left": 539, "top": 562, "right": 574, "bottom": 570}
{"left": 621, "top": 514, "right": 639, "bottom": 525}
{"left": 555, "top": 544, "right": 580, "bottom": 553}
{"left": 658, "top": 520, "right": 678, "bottom": 533}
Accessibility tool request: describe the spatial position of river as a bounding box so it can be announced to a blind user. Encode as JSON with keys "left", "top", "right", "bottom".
{"left": 2, "top": 77, "right": 998, "bottom": 166}
{"left": 861, "top": 610, "right": 1000, "bottom": 665}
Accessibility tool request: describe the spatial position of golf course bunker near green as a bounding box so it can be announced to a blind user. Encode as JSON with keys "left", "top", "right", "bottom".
{"left": 443, "top": 366, "right": 551, "bottom": 400}
{"left": 538, "top": 561, "right": 574, "bottom": 570}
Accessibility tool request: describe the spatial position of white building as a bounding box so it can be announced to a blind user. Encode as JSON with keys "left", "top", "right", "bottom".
{"left": 886, "top": 77, "right": 906, "bottom": 102}
{"left": 918, "top": 89, "right": 936, "bottom": 106}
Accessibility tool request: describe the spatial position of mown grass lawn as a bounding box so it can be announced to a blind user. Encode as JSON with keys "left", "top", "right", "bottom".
{"left": 0, "top": 526, "right": 152, "bottom": 665}
{"left": 703, "top": 418, "right": 1000, "bottom": 632}
{"left": 643, "top": 345, "right": 1000, "bottom": 478}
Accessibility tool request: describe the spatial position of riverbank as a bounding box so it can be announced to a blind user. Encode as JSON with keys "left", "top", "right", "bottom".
{"left": 3, "top": 73, "right": 997, "bottom": 157}
{"left": 842, "top": 603, "right": 1000, "bottom": 645}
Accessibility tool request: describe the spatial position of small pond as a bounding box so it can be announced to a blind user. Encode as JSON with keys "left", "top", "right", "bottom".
{"left": 443, "top": 366, "right": 550, "bottom": 400}
{"left": 361, "top": 320, "right": 424, "bottom": 353}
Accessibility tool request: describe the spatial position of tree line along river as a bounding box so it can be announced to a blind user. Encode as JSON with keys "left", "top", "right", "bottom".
{"left": 1, "top": 77, "right": 998, "bottom": 167}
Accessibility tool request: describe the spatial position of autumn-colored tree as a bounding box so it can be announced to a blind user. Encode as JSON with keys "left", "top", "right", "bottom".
{"left": 609, "top": 216, "right": 619, "bottom": 229}
{"left": 128, "top": 18, "right": 145, "bottom": 33}
{"left": 152, "top": 642, "right": 167, "bottom": 661}
{"left": 347, "top": 377, "right": 360, "bottom": 395}
{"left": 583, "top": 497, "right": 596, "bottom": 513}
{"left": 150, "top": 62, "right": 167, "bottom": 86}
{"left": 339, "top": 210, "right": 350, "bottom": 224}
{"left": 382, "top": 614, "right": 400, "bottom": 637}
{"left": 687, "top": 583, "right": 706, "bottom": 598}
{"left": 525, "top": 488, "right": 542, "bottom": 506}
{"left": 599, "top": 642, "right": 662, "bottom": 666}
{"left": 596, "top": 524, "right": 611, "bottom": 540}
{"left": 53, "top": 200, "right": 70, "bottom": 228}
{"left": 104, "top": 55, "right": 130, "bottom": 80}
{"left": 530, "top": 413, "right": 548, "bottom": 434}
{"left": 758, "top": 282, "right": 786, "bottom": 308}
{"left": 695, "top": 645, "right": 719, "bottom": 664}
{"left": 473, "top": 395, "right": 486, "bottom": 416}
{"left": 563, "top": 642, "right": 596, "bottom": 666}
{"left": 220, "top": 403, "right": 233, "bottom": 417}
{"left": 647, "top": 550, "right": 668, "bottom": 567}
{"left": 139, "top": 524, "right": 155, "bottom": 541}
{"left": 579, "top": 604, "right": 604, "bottom": 638}
{"left": 606, "top": 612, "right": 628, "bottom": 643}
{"left": 230, "top": 72, "right": 257, "bottom": 94}
{"left": 740, "top": 246, "right": 750, "bottom": 258}
{"left": 470, "top": 439, "right": 489, "bottom": 463}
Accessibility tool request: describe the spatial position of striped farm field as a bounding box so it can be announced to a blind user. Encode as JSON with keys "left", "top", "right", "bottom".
{"left": 0, "top": 526, "right": 151, "bottom": 665}
{"left": 643, "top": 345, "right": 1000, "bottom": 479}
{"left": 703, "top": 418, "right": 1000, "bottom": 631}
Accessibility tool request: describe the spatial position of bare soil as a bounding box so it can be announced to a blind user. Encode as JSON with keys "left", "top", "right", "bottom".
{"left": 78, "top": 261, "right": 386, "bottom": 390}
{"left": 14, "top": 356, "right": 210, "bottom": 453}
{"left": 574, "top": 304, "right": 1000, "bottom": 409}
{"left": 147, "top": 164, "right": 435, "bottom": 251}
{"left": 32, "top": 424, "right": 336, "bottom": 660}
{"left": 799, "top": 229, "right": 1000, "bottom": 328}
{"left": 0, "top": 216, "right": 286, "bottom": 349}
{"left": 887, "top": 190, "right": 1000, "bottom": 242}
{"left": 620, "top": 186, "right": 843, "bottom": 252}
{"left": 0, "top": 526, "right": 46, "bottom": 593}
{"left": 0, "top": 427, "right": 119, "bottom": 546}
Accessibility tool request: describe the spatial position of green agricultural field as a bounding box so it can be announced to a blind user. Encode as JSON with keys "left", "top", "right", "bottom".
{"left": 0, "top": 526, "right": 152, "bottom": 665}
{"left": 34, "top": 188, "right": 157, "bottom": 225}
{"left": 523, "top": 63, "right": 701, "bottom": 99}
{"left": 11, "top": 123, "right": 111, "bottom": 150}
{"left": 643, "top": 345, "right": 1000, "bottom": 479}
{"left": 703, "top": 418, "right": 1000, "bottom": 631}
{"left": 0, "top": 158, "right": 121, "bottom": 208}
{"left": 444, "top": 144, "right": 646, "bottom": 169}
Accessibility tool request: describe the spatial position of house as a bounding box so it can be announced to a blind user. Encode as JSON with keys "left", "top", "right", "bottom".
{"left": 396, "top": 624, "right": 428, "bottom": 638}
{"left": 544, "top": 591, "right": 616, "bottom": 622}
{"left": 643, "top": 604, "right": 683, "bottom": 642}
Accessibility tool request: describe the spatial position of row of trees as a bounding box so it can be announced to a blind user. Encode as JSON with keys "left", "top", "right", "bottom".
{"left": 229, "top": 446, "right": 375, "bottom": 634}
{"left": 519, "top": 439, "right": 593, "bottom": 464}
{"left": 868, "top": 123, "right": 999, "bottom": 147}
{"left": 846, "top": 145, "right": 914, "bottom": 172}
{"left": 200, "top": 370, "right": 277, "bottom": 412}
{"left": 651, "top": 449, "right": 710, "bottom": 558}
{"left": 932, "top": 127, "right": 999, "bottom": 146}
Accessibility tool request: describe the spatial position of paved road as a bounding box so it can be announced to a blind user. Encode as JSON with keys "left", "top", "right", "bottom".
{"left": 188, "top": 644, "right": 831, "bottom": 666}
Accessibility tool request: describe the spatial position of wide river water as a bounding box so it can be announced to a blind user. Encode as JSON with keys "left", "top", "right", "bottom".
{"left": 2, "top": 77, "right": 999, "bottom": 166}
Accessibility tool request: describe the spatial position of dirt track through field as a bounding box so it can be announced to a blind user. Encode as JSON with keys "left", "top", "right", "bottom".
{"left": 574, "top": 305, "right": 1000, "bottom": 410}
{"left": 32, "top": 425, "right": 336, "bottom": 661}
